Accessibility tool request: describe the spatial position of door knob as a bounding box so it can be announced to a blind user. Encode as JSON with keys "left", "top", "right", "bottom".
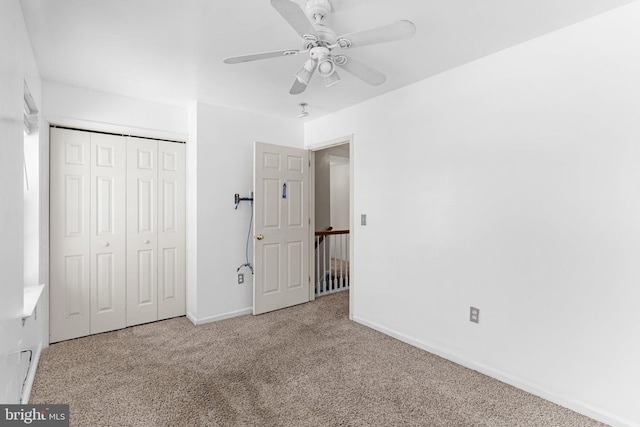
{"left": 144, "top": 240, "right": 150, "bottom": 244}
{"left": 256, "top": 234, "right": 264, "bottom": 240}
{"left": 103, "top": 242, "right": 110, "bottom": 247}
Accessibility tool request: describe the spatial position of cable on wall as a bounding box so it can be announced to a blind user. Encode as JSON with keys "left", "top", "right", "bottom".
{"left": 19, "top": 349, "right": 33, "bottom": 404}
{"left": 235, "top": 193, "right": 254, "bottom": 274}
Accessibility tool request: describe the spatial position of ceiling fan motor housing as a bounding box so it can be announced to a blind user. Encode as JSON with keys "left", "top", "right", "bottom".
{"left": 313, "top": 24, "right": 337, "bottom": 45}
{"left": 301, "top": 23, "right": 337, "bottom": 50}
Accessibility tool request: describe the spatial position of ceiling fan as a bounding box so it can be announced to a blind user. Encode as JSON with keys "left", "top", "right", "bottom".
{"left": 223, "top": 0, "right": 416, "bottom": 94}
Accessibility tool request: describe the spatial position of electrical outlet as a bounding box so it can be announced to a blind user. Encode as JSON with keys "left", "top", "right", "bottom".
{"left": 470, "top": 306, "right": 480, "bottom": 323}
{"left": 238, "top": 273, "right": 244, "bottom": 284}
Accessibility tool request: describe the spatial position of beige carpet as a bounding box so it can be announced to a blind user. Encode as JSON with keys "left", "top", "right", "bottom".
{"left": 31, "top": 292, "right": 605, "bottom": 426}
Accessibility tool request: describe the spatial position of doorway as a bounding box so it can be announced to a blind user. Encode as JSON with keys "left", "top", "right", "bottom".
{"left": 309, "top": 137, "right": 354, "bottom": 318}
{"left": 251, "top": 137, "right": 354, "bottom": 318}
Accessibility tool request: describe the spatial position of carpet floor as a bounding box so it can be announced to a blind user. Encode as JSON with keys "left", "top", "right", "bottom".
{"left": 30, "top": 292, "right": 606, "bottom": 426}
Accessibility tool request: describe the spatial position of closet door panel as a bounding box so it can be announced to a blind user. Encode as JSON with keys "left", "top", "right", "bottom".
{"left": 126, "top": 137, "right": 158, "bottom": 326}
{"left": 158, "top": 141, "right": 186, "bottom": 320}
{"left": 90, "top": 133, "right": 127, "bottom": 334}
{"left": 52, "top": 129, "right": 186, "bottom": 340}
{"left": 50, "top": 128, "right": 91, "bottom": 343}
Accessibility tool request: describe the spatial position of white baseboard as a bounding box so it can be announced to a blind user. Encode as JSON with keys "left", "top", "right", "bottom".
{"left": 21, "top": 342, "right": 43, "bottom": 404}
{"left": 352, "top": 315, "right": 637, "bottom": 427}
{"left": 187, "top": 307, "right": 252, "bottom": 326}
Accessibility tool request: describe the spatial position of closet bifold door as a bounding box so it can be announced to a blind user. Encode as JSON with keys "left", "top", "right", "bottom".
{"left": 90, "top": 133, "right": 127, "bottom": 334}
{"left": 50, "top": 128, "right": 91, "bottom": 343}
{"left": 126, "top": 137, "right": 159, "bottom": 326}
{"left": 157, "top": 141, "right": 186, "bottom": 320}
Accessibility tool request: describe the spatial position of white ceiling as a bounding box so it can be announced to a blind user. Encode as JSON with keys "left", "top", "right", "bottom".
{"left": 20, "top": 0, "right": 634, "bottom": 120}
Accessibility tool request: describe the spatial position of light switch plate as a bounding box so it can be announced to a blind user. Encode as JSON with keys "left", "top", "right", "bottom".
{"left": 361, "top": 214, "right": 367, "bottom": 226}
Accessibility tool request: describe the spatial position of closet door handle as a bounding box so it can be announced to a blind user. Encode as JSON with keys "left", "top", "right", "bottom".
{"left": 256, "top": 234, "right": 264, "bottom": 240}
{"left": 144, "top": 240, "right": 150, "bottom": 244}
{"left": 103, "top": 242, "right": 110, "bottom": 247}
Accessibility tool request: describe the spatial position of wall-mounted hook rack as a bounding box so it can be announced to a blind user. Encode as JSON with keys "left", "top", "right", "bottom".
{"left": 234, "top": 192, "right": 254, "bottom": 209}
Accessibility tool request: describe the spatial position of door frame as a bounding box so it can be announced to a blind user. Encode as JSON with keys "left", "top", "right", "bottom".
{"left": 307, "top": 134, "right": 354, "bottom": 319}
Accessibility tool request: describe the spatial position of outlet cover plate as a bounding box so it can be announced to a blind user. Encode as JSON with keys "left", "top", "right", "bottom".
{"left": 470, "top": 306, "right": 479, "bottom": 323}
{"left": 238, "top": 273, "right": 244, "bottom": 284}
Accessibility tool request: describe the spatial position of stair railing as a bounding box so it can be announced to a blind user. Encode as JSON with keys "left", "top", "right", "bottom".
{"left": 314, "top": 229, "right": 350, "bottom": 296}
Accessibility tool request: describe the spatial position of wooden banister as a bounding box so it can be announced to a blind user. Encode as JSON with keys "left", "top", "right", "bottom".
{"left": 315, "top": 226, "right": 333, "bottom": 249}
{"left": 315, "top": 229, "right": 349, "bottom": 236}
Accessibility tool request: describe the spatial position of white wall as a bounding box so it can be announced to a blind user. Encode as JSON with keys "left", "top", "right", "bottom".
{"left": 186, "top": 102, "right": 304, "bottom": 323}
{"left": 43, "top": 81, "right": 188, "bottom": 141}
{"left": 330, "top": 159, "right": 349, "bottom": 231}
{"left": 305, "top": 3, "right": 640, "bottom": 426}
{"left": 315, "top": 145, "right": 350, "bottom": 232}
{"left": 187, "top": 103, "right": 199, "bottom": 318}
{"left": 0, "top": 0, "right": 43, "bottom": 404}
{"left": 23, "top": 112, "right": 40, "bottom": 287}
{"left": 314, "top": 149, "right": 332, "bottom": 232}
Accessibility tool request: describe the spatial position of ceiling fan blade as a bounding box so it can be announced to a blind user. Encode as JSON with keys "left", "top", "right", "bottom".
{"left": 337, "top": 20, "right": 416, "bottom": 49}
{"left": 271, "top": 0, "right": 317, "bottom": 38}
{"left": 290, "top": 79, "right": 308, "bottom": 95}
{"left": 223, "top": 49, "right": 301, "bottom": 64}
{"left": 334, "top": 55, "right": 386, "bottom": 86}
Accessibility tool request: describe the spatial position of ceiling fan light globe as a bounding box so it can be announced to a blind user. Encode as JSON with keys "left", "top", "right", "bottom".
{"left": 324, "top": 70, "right": 341, "bottom": 87}
{"left": 317, "top": 59, "right": 335, "bottom": 77}
{"left": 319, "top": 61, "right": 332, "bottom": 73}
{"left": 294, "top": 58, "right": 316, "bottom": 84}
{"left": 295, "top": 69, "right": 312, "bottom": 84}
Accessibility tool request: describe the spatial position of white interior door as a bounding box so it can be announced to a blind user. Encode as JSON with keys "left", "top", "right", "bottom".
{"left": 157, "top": 141, "right": 186, "bottom": 320}
{"left": 89, "top": 133, "right": 126, "bottom": 334}
{"left": 126, "top": 137, "right": 158, "bottom": 326}
{"left": 254, "top": 142, "right": 309, "bottom": 315}
{"left": 50, "top": 128, "right": 91, "bottom": 342}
